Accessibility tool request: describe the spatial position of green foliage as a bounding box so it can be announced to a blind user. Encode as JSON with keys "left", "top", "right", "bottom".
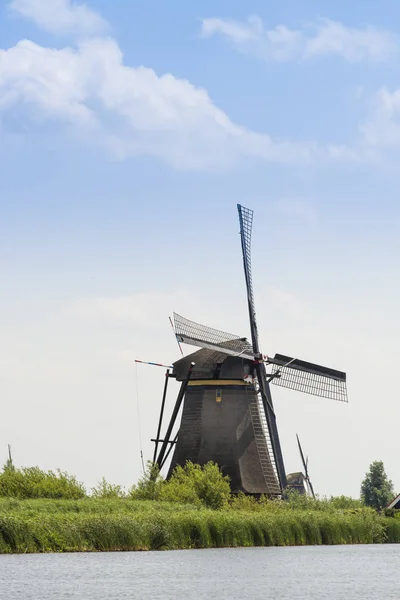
{"left": 284, "top": 489, "right": 318, "bottom": 508}
{"left": 1, "top": 458, "right": 397, "bottom": 553}
{"left": 230, "top": 491, "right": 364, "bottom": 513}
{"left": 230, "top": 492, "right": 260, "bottom": 511}
{"left": 329, "top": 496, "right": 364, "bottom": 510}
{"left": 161, "top": 462, "right": 231, "bottom": 510}
{"left": 130, "top": 461, "right": 230, "bottom": 509}
{"left": 3, "top": 457, "right": 15, "bottom": 474}
{"left": 284, "top": 491, "right": 365, "bottom": 512}
{"left": 0, "top": 467, "right": 86, "bottom": 500}
{"left": 0, "top": 496, "right": 396, "bottom": 553}
{"left": 91, "top": 478, "right": 126, "bottom": 499}
{"left": 129, "top": 462, "right": 164, "bottom": 501}
{"left": 361, "top": 461, "right": 394, "bottom": 510}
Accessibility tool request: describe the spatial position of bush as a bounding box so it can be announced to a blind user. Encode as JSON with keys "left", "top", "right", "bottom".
{"left": 329, "top": 496, "right": 363, "bottom": 510}
{"left": 0, "top": 467, "right": 86, "bottom": 500}
{"left": 230, "top": 492, "right": 259, "bottom": 511}
{"left": 161, "top": 462, "right": 231, "bottom": 510}
{"left": 130, "top": 461, "right": 230, "bottom": 509}
{"left": 129, "top": 462, "right": 164, "bottom": 501}
{"left": 91, "top": 478, "right": 125, "bottom": 499}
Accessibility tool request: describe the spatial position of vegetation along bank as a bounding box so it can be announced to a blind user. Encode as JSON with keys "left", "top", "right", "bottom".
{"left": 0, "top": 460, "right": 398, "bottom": 553}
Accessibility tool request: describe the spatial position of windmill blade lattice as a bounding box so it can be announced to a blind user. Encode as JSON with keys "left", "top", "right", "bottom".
{"left": 270, "top": 354, "right": 348, "bottom": 402}
{"left": 173, "top": 312, "right": 256, "bottom": 360}
{"left": 237, "top": 205, "right": 260, "bottom": 353}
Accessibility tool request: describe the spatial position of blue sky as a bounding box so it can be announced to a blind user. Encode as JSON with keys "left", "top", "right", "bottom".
{"left": 2, "top": 0, "right": 400, "bottom": 497}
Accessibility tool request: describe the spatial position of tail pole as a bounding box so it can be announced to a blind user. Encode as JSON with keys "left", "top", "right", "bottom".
{"left": 135, "top": 359, "right": 173, "bottom": 369}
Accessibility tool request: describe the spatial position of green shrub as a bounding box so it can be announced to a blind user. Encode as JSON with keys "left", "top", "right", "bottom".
{"left": 329, "top": 495, "right": 364, "bottom": 509}
{"left": 0, "top": 467, "right": 86, "bottom": 500}
{"left": 129, "top": 462, "right": 164, "bottom": 501}
{"left": 230, "top": 492, "right": 259, "bottom": 511}
{"left": 130, "top": 461, "right": 230, "bottom": 509}
{"left": 91, "top": 478, "right": 125, "bottom": 499}
{"left": 161, "top": 462, "right": 231, "bottom": 509}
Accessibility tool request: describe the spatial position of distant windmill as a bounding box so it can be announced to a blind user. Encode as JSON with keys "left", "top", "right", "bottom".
{"left": 296, "top": 434, "right": 315, "bottom": 498}
{"left": 5, "top": 444, "right": 14, "bottom": 471}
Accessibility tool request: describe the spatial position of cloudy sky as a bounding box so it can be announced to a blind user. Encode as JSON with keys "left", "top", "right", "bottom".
{"left": 2, "top": 0, "right": 400, "bottom": 498}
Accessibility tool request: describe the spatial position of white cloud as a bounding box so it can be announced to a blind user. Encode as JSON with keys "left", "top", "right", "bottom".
{"left": 201, "top": 16, "right": 397, "bottom": 63}
{"left": 0, "top": 1, "right": 363, "bottom": 170}
{"left": 9, "top": 0, "right": 107, "bottom": 36}
{"left": 0, "top": 40, "right": 96, "bottom": 126}
{"left": 0, "top": 37, "right": 349, "bottom": 170}
{"left": 304, "top": 19, "right": 395, "bottom": 62}
{"left": 361, "top": 88, "right": 400, "bottom": 148}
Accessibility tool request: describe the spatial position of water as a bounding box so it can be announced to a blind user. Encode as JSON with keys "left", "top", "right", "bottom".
{"left": 1, "top": 545, "right": 400, "bottom": 599}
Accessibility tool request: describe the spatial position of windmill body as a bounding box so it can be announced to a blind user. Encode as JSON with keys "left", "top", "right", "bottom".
{"left": 167, "top": 350, "right": 280, "bottom": 494}
{"left": 154, "top": 205, "right": 348, "bottom": 496}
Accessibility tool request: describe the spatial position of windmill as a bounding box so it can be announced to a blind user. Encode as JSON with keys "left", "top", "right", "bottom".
{"left": 152, "top": 205, "right": 347, "bottom": 495}
{"left": 285, "top": 435, "right": 316, "bottom": 498}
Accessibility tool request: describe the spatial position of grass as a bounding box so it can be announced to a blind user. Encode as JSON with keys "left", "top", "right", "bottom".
{"left": 0, "top": 497, "right": 399, "bottom": 553}
{"left": 1, "top": 462, "right": 398, "bottom": 553}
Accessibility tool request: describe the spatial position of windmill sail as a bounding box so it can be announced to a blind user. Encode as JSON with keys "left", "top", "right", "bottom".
{"left": 173, "top": 313, "right": 256, "bottom": 361}
{"left": 270, "top": 354, "right": 348, "bottom": 402}
{"left": 237, "top": 204, "right": 287, "bottom": 491}
{"left": 237, "top": 205, "right": 259, "bottom": 352}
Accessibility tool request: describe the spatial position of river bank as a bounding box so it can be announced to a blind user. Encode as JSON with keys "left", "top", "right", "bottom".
{"left": 1, "top": 498, "right": 399, "bottom": 553}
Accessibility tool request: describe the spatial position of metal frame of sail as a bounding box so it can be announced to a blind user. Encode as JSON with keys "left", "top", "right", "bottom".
{"left": 237, "top": 204, "right": 287, "bottom": 492}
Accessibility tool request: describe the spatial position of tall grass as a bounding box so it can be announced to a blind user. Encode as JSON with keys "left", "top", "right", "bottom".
{"left": 0, "top": 462, "right": 398, "bottom": 553}
{"left": 0, "top": 497, "right": 399, "bottom": 553}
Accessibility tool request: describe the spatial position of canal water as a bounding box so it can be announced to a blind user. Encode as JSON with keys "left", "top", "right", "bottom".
{"left": 1, "top": 545, "right": 399, "bottom": 599}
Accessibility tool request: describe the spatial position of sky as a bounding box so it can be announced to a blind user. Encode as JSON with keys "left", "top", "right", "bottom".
{"left": 2, "top": 0, "right": 400, "bottom": 498}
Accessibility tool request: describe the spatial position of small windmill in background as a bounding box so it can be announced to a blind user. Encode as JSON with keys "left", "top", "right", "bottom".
{"left": 5, "top": 444, "right": 15, "bottom": 471}
{"left": 296, "top": 434, "right": 315, "bottom": 498}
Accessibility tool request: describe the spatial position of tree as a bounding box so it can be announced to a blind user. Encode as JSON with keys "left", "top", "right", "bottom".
{"left": 361, "top": 461, "right": 394, "bottom": 510}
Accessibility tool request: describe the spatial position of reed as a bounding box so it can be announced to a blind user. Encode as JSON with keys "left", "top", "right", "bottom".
{"left": 0, "top": 498, "right": 398, "bottom": 553}
{"left": 0, "top": 464, "right": 398, "bottom": 553}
